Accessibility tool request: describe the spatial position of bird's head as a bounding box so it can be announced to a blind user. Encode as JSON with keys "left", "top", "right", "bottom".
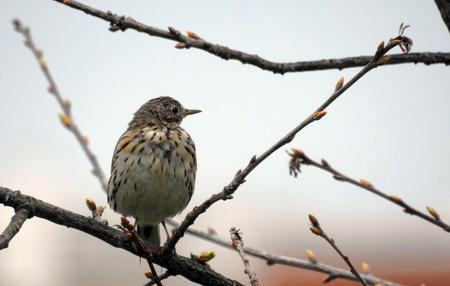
{"left": 129, "top": 96, "right": 201, "bottom": 129}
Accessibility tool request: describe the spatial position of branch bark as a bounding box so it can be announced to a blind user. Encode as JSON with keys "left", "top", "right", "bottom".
{"left": 52, "top": 0, "right": 449, "bottom": 74}
{"left": 0, "top": 187, "right": 242, "bottom": 286}
{"left": 435, "top": 0, "right": 450, "bottom": 33}
{"left": 0, "top": 208, "right": 30, "bottom": 250}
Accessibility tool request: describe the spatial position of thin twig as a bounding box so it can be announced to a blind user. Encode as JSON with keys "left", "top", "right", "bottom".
{"left": 308, "top": 215, "right": 368, "bottom": 286}
{"left": 13, "top": 17, "right": 164, "bottom": 284}
{"left": 230, "top": 227, "right": 260, "bottom": 286}
{"left": 164, "top": 31, "right": 411, "bottom": 253}
{"left": 145, "top": 271, "right": 172, "bottom": 286}
{"left": 165, "top": 219, "right": 401, "bottom": 286}
{"left": 288, "top": 150, "right": 450, "bottom": 232}
{"left": 119, "top": 217, "right": 163, "bottom": 286}
{"left": 145, "top": 258, "right": 163, "bottom": 286}
{"left": 52, "top": 0, "right": 449, "bottom": 74}
{"left": 12, "top": 18, "right": 108, "bottom": 192}
{"left": 0, "top": 208, "right": 30, "bottom": 250}
{"left": 0, "top": 187, "right": 243, "bottom": 286}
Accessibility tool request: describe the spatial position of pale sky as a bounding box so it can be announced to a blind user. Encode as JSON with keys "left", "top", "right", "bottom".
{"left": 1, "top": 1, "right": 449, "bottom": 286}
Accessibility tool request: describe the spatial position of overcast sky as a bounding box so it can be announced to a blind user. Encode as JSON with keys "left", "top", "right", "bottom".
{"left": 1, "top": 1, "right": 449, "bottom": 285}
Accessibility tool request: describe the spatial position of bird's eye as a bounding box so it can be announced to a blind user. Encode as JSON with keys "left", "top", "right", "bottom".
{"left": 171, "top": 107, "right": 179, "bottom": 114}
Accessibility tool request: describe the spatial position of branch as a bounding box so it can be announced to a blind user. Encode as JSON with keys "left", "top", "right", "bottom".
{"left": 0, "top": 208, "right": 30, "bottom": 250}
{"left": 12, "top": 18, "right": 108, "bottom": 192}
{"left": 435, "top": 0, "right": 450, "bottom": 33}
{"left": 145, "top": 271, "right": 172, "bottom": 286}
{"left": 230, "top": 228, "right": 260, "bottom": 286}
{"left": 165, "top": 219, "right": 400, "bottom": 286}
{"left": 52, "top": 0, "right": 449, "bottom": 74}
{"left": 287, "top": 150, "right": 450, "bottom": 232}
{"left": 164, "top": 32, "right": 412, "bottom": 253}
{"left": 0, "top": 187, "right": 243, "bottom": 286}
{"left": 308, "top": 215, "right": 368, "bottom": 286}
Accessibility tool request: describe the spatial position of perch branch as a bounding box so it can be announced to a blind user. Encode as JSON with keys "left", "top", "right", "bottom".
{"left": 0, "top": 187, "right": 243, "bottom": 286}
{"left": 288, "top": 150, "right": 450, "bottom": 232}
{"left": 12, "top": 18, "right": 108, "bottom": 192}
{"left": 52, "top": 0, "right": 449, "bottom": 74}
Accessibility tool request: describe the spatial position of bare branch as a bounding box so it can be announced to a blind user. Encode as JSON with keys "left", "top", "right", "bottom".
{"left": 165, "top": 219, "right": 401, "bottom": 286}
{"left": 145, "top": 258, "right": 163, "bottom": 286}
{"left": 435, "top": 0, "right": 450, "bottom": 33}
{"left": 51, "top": 0, "right": 449, "bottom": 74}
{"left": 0, "top": 187, "right": 243, "bottom": 286}
{"left": 230, "top": 228, "right": 260, "bottom": 286}
{"left": 308, "top": 215, "right": 368, "bottom": 286}
{"left": 288, "top": 151, "right": 450, "bottom": 232}
{"left": 145, "top": 271, "right": 172, "bottom": 286}
{"left": 12, "top": 18, "right": 108, "bottom": 192}
{"left": 0, "top": 208, "right": 30, "bottom": 250}
{"left": 164, "top": 32, "right": 412, "bottom": 253}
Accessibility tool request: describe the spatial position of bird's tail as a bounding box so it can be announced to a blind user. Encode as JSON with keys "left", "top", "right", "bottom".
{"left": 137, "top": 224, "right": 160, "bottom": 246}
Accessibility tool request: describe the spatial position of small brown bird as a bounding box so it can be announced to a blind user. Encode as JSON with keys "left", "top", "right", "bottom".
{"left": 107, "top": 97, "right": 200, "bottom": 246}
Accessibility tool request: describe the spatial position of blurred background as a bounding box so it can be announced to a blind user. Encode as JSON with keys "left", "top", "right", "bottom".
{"left": 0, "top": 1, "right": 449, "bottom": 285}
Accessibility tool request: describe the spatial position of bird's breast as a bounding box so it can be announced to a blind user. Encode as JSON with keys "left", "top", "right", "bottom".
{"left": 107, "top": 126, "right": 197, "bottom": 225}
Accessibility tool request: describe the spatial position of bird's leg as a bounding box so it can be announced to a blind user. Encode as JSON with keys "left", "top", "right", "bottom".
{"left": 162, "top": 220, "right": 171, "bottom": 240}
{"left": 161, "top": 220, "right": 177, "bottom": 255}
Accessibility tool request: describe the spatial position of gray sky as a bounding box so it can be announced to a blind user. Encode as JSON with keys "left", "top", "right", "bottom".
{"left": 1, "top": 1, "right": 449, "bottom": 285}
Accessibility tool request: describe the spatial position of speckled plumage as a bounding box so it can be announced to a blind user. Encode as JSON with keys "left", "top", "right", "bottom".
{"left": 107, "top": 97, "right": 200, "bottom": 246}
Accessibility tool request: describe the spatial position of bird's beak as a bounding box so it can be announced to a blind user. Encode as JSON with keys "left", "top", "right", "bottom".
{"left": 183, "top": 109, "right": 202, "bottom": 117}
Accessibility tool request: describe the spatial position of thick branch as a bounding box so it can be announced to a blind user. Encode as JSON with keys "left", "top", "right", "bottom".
{"left": 0, "top": 208, "right": 30, "bottom": 249}
{"left": 435, "top": 0, "right": 450, "bottom": 33}
{"left": 288, "top": 151, "right": 450, "bottom": 232}
{"left": 0, "top": 187, "right": 242, "bottom": 286}
{"left": 52, "top": 0, "right": 449, "bottom": 74}
{"left": 164, "top": 37, "right": 408, "bottom": 252}
{"left": 166, "top": 219, "right": 401, "bottom": 286}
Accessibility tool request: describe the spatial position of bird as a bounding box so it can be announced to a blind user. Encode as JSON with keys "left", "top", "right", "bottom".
{"left": 107, "top": 96, "right": 200, "bottom": 246}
